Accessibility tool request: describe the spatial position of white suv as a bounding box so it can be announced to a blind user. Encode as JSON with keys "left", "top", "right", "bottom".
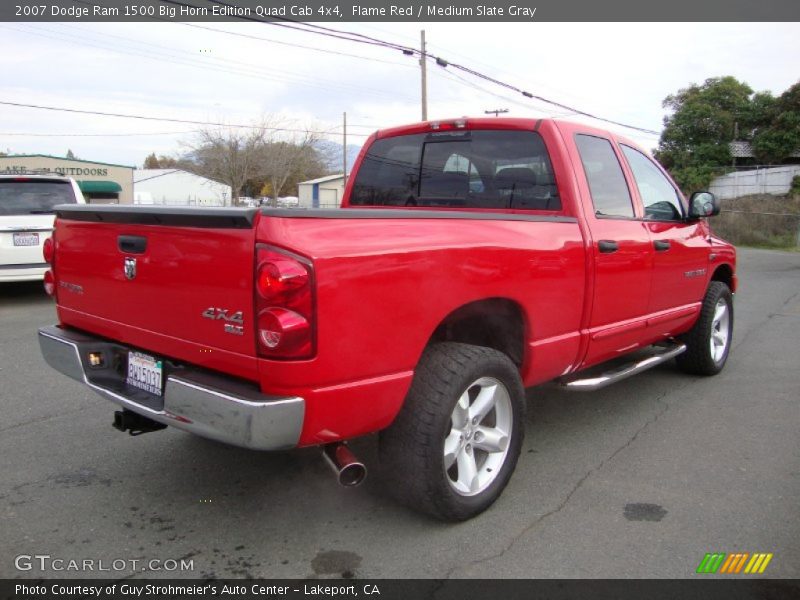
{"left": 0, "top": 173, "right": 85, "bottom": 282}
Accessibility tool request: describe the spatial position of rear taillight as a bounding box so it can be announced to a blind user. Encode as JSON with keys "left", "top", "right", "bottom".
{"left": 43, "top": 232, "right": 56, "bottom": 297}
{"left": 43, "top": 237, "right": 54, "bottom": 264}
{"left": 43, "top": 269, "right": 56, "bottom": 296}
{"left": 255, "top": 246, "right": 315, "bottom": 359}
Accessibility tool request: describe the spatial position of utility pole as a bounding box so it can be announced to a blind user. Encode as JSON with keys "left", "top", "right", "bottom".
{"left": 485, "top": 108, "right": 509, "bottom": 117}
{"left": 343, "top": 112, "right": 347, "bottom": 188}
{"left": 420, "top": 30, "right": 428, "bottom": 121}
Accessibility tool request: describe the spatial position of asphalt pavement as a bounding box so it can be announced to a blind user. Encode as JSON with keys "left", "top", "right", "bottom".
{"left": 1, "top": 247, "right": 798, "bottom": 579}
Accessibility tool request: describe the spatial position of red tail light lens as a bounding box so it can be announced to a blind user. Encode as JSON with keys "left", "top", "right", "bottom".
{"left": 43, "top": 269, "right": 56, "bottom": 296}
{"left": 255, "top": 246, "right": 315, "bottom": 359}
{"left": 43, "top": 237, "right": 54, "bottom": 264}
{"left": 257, "top": 308, "right": 312, "bottom": 356}
{"left": 256, "top": 257, "right": 308, "bottom": 302}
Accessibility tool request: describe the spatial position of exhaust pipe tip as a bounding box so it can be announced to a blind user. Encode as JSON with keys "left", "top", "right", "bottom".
{"left": 337, "top": 462, "right": 367, "bottom": 487}
{"left": 323, "top": 443, "right": 367, "bottom": 487}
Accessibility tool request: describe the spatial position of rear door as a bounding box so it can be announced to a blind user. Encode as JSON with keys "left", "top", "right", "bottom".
{"left": 573, "top": 134, "right": 654, "bottom": 366}
{"left": 618, "top": 144, "right": 709, "bottom": 314}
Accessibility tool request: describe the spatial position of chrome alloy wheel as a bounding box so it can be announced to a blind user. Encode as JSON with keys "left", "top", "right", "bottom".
{"left": 444, "top": 377, "right": 512, "bottom": 496}
{"left": 710, "top": 298, "right": 731, "bottom": 364}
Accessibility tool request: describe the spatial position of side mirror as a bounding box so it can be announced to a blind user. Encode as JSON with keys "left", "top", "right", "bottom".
{"left": 688, "top": 191, "right": 720, "bottom": 218}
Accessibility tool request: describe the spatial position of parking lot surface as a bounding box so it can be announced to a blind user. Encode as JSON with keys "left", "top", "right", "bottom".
{"left": 1, "top": 247, "right": 799, "bottom": 579}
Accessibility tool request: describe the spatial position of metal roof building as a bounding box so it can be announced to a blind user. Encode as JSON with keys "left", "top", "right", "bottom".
{"left": 298, "top": 174, "right": 345, "bottom": 208}
{"left": 133, "top": 169, "right": 231, "bottom": 206}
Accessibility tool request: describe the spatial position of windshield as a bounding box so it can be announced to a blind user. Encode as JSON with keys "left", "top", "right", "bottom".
{"left": 0, "top": 180, "right": 77, "bottom": 215}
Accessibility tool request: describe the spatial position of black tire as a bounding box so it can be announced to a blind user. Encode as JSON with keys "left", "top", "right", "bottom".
{"left": 675, "top": 281, "right": 734, "bottom": 376}
{"left": 380, "top": 342, "right": 525, "bottom": 521}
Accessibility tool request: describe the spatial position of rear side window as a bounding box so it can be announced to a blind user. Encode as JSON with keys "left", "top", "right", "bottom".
{"left": 0, "top": 180, "right": 76, "bottom": 215}
{"left": 350, "top": 130, "right": 560, "bottom": 210}
{"left": 575, "top": 135, "right": 634, "bottom": 218}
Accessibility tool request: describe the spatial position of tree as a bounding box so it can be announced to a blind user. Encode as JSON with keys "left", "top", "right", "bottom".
{"left": 66, "top": 149, "right": 77, "bottom": 159}
{"left": 143, "top": 152, "right": 160, "bottom": 169}
{"left": 183, "top": 118, "right": 328, "bottom": 205}
{"left": 184, "top": 124, "right": 271, "bottom": 204}
{"left": 250, "top": 143, "right": 329, "bottom": 202}
{"left": 655, "top": 77, "right": 763, "bottom": 193}
{"left": 260, "top": 135, "right": 325, "bottom": 205}
{"left": 752, "top": 81, "right": 800, "bottom": 164}
{"left": 142, "top": 152, "right": 187, "bottom": 169}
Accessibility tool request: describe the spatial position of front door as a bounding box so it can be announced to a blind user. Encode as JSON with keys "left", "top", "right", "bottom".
{"left": 618, "top": 144, "right": 709, "bottom": 315}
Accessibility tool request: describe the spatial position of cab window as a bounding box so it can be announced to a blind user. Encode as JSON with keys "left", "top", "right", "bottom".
{"left": 575, "top": 135, "right": 634, "bottom": 218}
{"left": 621, "top": 145, "right": 684, "bottom": 221}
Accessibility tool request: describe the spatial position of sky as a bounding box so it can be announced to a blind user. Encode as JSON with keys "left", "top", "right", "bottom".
{"left": 0, "top": 21, "right": 798, "bottom": 168}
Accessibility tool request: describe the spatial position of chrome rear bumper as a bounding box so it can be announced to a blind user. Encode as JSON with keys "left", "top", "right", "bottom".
{"left": 38, "top": 325, "right": 304, "bottom": 450}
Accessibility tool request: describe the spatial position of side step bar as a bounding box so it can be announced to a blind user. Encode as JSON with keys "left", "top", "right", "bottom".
{"left": 559, "top": 343, "right": 687, "bottom": 392}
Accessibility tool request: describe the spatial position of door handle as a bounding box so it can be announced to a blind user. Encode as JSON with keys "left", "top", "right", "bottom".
{"left": 598, "top": 240, "right": 619, "bottom": 253}
{"left": 654, "top": 239, "right": 671, "bottom": 252}
{"left": 118, "top": 235, "right": 147, "bottom": 254}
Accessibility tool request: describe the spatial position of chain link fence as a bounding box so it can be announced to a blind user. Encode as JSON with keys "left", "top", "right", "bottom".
{"left": 711, "top": 209, "right": 800, "bottom": 249}
{"left": 707, "top": 166, "right": 800, "bottom": 248}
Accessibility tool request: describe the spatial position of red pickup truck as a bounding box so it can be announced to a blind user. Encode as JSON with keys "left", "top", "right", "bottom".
{"left": 38, "top": 118, "right": 736, "bottom": 521}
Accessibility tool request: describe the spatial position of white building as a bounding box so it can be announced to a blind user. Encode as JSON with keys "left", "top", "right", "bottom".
{"left": 298, "top": 174, "right": 345, "bottom": 208}
{"left": 133, "top": 169, "right": 231, "bottom": 206}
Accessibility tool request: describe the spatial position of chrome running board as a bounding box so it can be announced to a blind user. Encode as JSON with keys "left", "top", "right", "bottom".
{"left": 559, "top": 343, "right": 687, "bottom": 392}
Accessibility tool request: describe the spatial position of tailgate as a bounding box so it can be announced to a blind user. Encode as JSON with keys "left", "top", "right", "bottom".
{"left": 53, "top": 205, "right": 260, "bottom": 380}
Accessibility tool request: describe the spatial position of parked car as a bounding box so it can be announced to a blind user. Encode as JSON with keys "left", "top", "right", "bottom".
{"left": 277, "top": 196, "right": 299, "bottom": 207}
{"left": 37, "top": 118, "right": 735, "bottom": 520}
{"left": 0, "top": 172, "right": 84, "bottom": 282}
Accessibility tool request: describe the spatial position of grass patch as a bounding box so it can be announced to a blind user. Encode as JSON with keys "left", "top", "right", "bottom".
{"left": 711, "top": 193, "right": 800, "bottom": 249}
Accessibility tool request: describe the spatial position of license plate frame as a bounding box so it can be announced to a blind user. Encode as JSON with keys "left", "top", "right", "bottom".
{"left": 13, "top": 232, "right": 39, "bottom": 247}
{"left": 126, "top": 351, "right": 164, "bottom": 397}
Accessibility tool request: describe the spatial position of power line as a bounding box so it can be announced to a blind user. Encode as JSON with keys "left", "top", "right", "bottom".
{"left": 194, "top": 0, "right": 661, "bottom": 136}
{"left": 425, "top": 36, "right": 592, "bottom": 108}
{"left": 441, "top": 59, "right": 660, "bottom": 135}
{"left": 67, "top": 1, "right": 662, "bottom": 136}
{"left": 435, "top": 67, "right": 577, "bottom": 119}
{"left": 434, "top": 66, "right": 661, "bottom": 141}
{"left": 71, "top": 0, "right": 414, "bottom": 68}
{"left": 197, "top": 0, "right": 416, "bottom": 53}
{"left": 177, "top": 22, "right": 415, "bottom": 68}
{"left": 0, "top": 130, "right": 197, "bottom": 137}
{"left": 60, "top": 0, "right": 661, "bottom": 137}
{"left": 3, "top": 23, "right": 414, "bottom": 103}
{"left": 0, "top": 100, "right": 372, "bottom": 138}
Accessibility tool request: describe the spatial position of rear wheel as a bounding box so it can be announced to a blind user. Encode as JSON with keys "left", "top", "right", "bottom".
{"left": 676, "top": 281, "right": 733, "bottom": 376}
{"left": 380, "top": 342, "right": 525, "bottom": 521}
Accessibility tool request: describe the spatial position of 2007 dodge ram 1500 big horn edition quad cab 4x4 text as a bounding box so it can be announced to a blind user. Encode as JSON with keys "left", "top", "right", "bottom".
{"left": 38, "top": 118, "right": 736, "bottom": 521}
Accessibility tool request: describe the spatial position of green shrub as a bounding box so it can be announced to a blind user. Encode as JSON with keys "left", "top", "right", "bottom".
{"left": 791, "top": 175, "right": 800, "bottom": 196}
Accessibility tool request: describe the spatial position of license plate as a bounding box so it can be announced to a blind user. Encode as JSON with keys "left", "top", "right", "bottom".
{"left": 13, "top": 232, "right": 39, "bottom": 247}
{"left": 126, "top": 351, "right": 164, "bottom": 396}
